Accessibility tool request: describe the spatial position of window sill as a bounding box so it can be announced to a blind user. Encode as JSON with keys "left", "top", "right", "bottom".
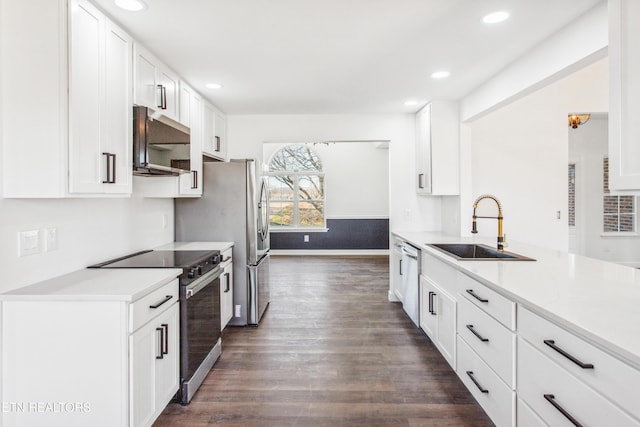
{"left": 599, "top": 232, "right": 640, "bottom": 238}
{"left": 269, "top": 228, "right": 329, "bottom": 233}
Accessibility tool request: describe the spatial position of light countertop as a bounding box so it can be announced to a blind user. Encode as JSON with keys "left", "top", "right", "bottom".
{"left": 155, "top": 241, "right": 234, "bottom": 251}
{"left": 393, "top": 230, "right": 640, "bottom": 369}
{"left": 0, "top": 268, "right": 182, "bottom": 302}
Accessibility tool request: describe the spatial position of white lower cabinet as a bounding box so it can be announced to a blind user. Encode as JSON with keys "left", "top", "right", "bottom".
{"left": 419, "top": 275, "right": 456, "bottom": 369}
{"left": 457, "top": 337, "right": 515, "bottom": 427}
{"left": 131, "top": 302, "right": 179, "bottom": 427}
{"left": 220, "top": 247, "right": 234, "bottom": 330}
{"left": 517, "top": 398, "right": 546, "bottom": 427}
{"left": 390, "top": 237, "right": 403, "bottom": 301}
{"left": 518, "top": 337, "right": 639, "bottom": 427}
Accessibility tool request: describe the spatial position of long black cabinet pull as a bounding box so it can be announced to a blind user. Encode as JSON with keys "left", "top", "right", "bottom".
{"left": 466, "top": 289, "right": 489, "bottom": 303}
{"left": 418, "top": 173, "right": 425, "bottom": 189}
{"left": 544, "top": 340, "right": 594, "bottom": 369}
{"left": 215, "top": 135, "right": 221, "bottom": 152}
{"left": 149, "top": 295, "right": 173, "bottom": 309}
{"left": 102, "top": 152, "right": 116, "bottom": 184}
{"left": 155, "top": 327, "right": 164, "bottom": 359}
{"left": 544, "top": 394, "right": 583, "bottom": 427}
{"left": 224, "top": 273, "right": 231, "bottom": 292}
{"left": 399, "top": 259, "right": 402, "bottom": 276}
{"left": 157, "top": 84, "right": 164, "bottom": 109}
{"left": 161, "top": 324, "right": 169, "bottom": 355}
{"left": 466, "top": 371, "right": 489, "bottom": 393}
{"left": 428, "top": 291, "right": 436, "bottom": 315}
{"left": 466, "top": 324, "right": 489, "bottom": 342}
{"left": 191, "top": 170, "right": 198, "bottom": 189}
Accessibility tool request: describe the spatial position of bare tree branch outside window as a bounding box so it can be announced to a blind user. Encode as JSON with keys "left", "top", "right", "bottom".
{"left": 268, "top": 145, "right": 325, "bottom": 227}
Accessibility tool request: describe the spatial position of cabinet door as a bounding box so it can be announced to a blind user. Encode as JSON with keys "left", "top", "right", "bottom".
{"left": 220, "top": 262, "right": 234, "bottom": 329}
{"left": 158, "top": 68, "right": 179, "bottom": 121}
{"left": 419, "top": 276, "right": 437, "bottom": 339}
{"left": 102, "top": 20, "right": 132, "bottom": 194}
{"left": 179, "top": 90, "right": 203, "bottom": 196}
{"left": 133, "top": 44, "right": 158, "bottom": 110}
{"left": 130, "top": 303, "right": 179, "bottom": 427}
{"left": 609, "top": 0, "right": 640, "bottom": 191}
{"left": 155, "top": 303, "right": 180, "bottom": 413}
{"left": 214, "top": 111, "right": 227, "bottom": 160}
{"left": 390, "top": 243, "right": 403, "bottom": 301}
{"left": 202, "top": 102, "right": 216, "bottom": 157}
{"left": 68, "top": 0, "right": 104, "bottom": 194}
{"left": 415, "top": 104, "right": 432, "bottom": 194}
{"left": 435, "top": 286, "right": 456, "bottom": 368}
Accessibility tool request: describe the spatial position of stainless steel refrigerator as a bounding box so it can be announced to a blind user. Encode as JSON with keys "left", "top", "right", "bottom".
{"left": 175, "top": 159, "right": 270, "bottom": 326}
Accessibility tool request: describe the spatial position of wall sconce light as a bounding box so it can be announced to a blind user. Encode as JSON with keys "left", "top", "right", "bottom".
{"left": 568, "top": 114, "right": 590, "bottom": 128}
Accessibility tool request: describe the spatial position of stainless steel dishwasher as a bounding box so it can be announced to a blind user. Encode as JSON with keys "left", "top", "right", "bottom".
{"left": 401, "top": 243, "right": 420, "bottom": 327}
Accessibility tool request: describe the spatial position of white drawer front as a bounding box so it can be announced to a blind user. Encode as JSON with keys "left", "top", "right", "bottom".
{"left": 518, "top": 338, "right": 640, "bottom": 427}
{"left": 457, "top": 336, "right": 515, "bottom": 427}
{"left": 130, "top": 279, "right": 179, "bottom": 333}
{"left": 422, "top": 251, "right": 458, "bottom": 293}
{"left": 517, "top": 398, "right": 547, "bottom": 427}
{"left": 519, "top": 306, "right": 640, "bottom": 421}
{"left": 458, "top": 296, "right": 515, "bottom": 388}
{"left": 458, "top": 272, "right": 515, "bottom": 330}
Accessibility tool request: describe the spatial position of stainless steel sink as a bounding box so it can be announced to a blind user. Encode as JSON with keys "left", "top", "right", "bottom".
{"left": 427, "top": 243, "right": 535, "bottom": 261}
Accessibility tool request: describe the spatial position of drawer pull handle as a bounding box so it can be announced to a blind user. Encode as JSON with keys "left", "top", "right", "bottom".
{"left": 466, "top": 324, "right": 489, "bottom": 342}
{"left": 466, "top": 289, "right": 488, "bottom": 303}
{"left": 224, "top": 272, "right": 231, "bottom": 293}
{"left": 161, "top": 323, "right": 169, "bottom": 355}
{"left": 149, "top": 295, "right": 173, "bottom": 309}
{"left": 428, "top": 291, "right": 436, "bottom": 315}
{"left": 544, "top": 340, "right": 594, "bottom": 369}
{"left": 466, "top": 371, "right": 489, "bottom": 393}
{"left": 155, "top": 327, "right": 164, "bottom": 359}
{"left": 544, "top": 394, "right": 583, "bottom": 427}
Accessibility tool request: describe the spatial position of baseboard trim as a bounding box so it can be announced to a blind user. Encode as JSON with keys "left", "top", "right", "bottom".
{"left": 270, "top": 249, "right": 389, "bottom": 256}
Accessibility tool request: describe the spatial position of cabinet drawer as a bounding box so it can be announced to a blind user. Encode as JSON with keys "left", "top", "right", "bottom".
{"left": 130, "top": 279, "right": 179, "bottom": 333}
{"left": 518, "top": 337, "right": 639, "bottom": 427}
{"left": 422, "top": 251, "right": 458, "bottom": 293}
{"left": 517, "top": 398, "right": 547, "bottom": 427}
{"left": 458, "top": 272, "right": 515, "bottom": 330}
{"left": 458, "top": 296, "right": 515, "bottom": 388}
{"left": 220, "top": 247, "right": 233, "bottom": 267}
{"left": 457, "top": 336, "right": 515, "bottom": 427}
{"left": 519, "top": 306, "right": 640, "bottom": 421}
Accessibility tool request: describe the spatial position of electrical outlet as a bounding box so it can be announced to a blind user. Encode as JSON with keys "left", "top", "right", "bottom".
{"left": 234, "top": 304, "right": 241, "bottom": 317}
{"left": 304, "top": 234, "right": 310, "bottom": 242}
{"left": 44, "top": 228, "right": 59, "bottom": 252}
{"left": 18, "top": 230, "right": 40, "bottom": 257}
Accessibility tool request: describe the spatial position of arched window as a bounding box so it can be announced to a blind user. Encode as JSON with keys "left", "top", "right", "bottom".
{"left": 267, "top": 144, "right": 325, "bottom": 228}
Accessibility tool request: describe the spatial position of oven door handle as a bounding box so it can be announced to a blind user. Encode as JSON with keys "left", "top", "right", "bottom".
{"left": 185, "top": 268, "right": 221, "bottom": 299}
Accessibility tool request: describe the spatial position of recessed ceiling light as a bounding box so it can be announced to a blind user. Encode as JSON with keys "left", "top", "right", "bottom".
{"left": 482, "top": 11, "right": 509, "bottom": 24}
{"left": 430, "top": 71, "right": 450, "bottom": 80}
{"left": 205, "top": 83, "right": 223, "bottom": 89}
{"left": 404, "top": 100, "right": 420, "bottom": 106}
{"left": 114, "top": 0, "right": 147, "bottom": 12}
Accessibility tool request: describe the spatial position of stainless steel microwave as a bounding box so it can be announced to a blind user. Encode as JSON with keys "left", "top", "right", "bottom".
{"left": 133, "top": 106, "right": 191, "bottom": 176}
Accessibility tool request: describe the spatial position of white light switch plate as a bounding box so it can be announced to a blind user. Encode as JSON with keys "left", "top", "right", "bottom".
{"left": 44, "top": 228, "right": 58, "bottom": 252}
{"left": 19, "top": 230, "right": 40, "bottom": 256}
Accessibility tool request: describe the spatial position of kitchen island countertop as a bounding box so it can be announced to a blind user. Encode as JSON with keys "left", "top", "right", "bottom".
{"left": 393, "top": 230, "right": 640, "bottom": 369}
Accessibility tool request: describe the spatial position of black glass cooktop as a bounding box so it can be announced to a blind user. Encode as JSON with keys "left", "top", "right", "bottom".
{"left": 90, "top": 250, "right": 219, "bottom": 269}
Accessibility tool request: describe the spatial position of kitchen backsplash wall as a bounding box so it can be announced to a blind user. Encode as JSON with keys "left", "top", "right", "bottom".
{"left": 0, "top": 193, "right": 174, "bottom": 293}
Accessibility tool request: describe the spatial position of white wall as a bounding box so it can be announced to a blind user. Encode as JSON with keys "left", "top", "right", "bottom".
{"left": 227, "top": 114, "right": 442, "bottom": 232}
{"left": 263, "top": 141, "right": 389, "bottom": 218}
{"left": 569, "top": 117, "right": 640, "bottom": 266}
{"left": 462, "top": 58, "right": 608, "bottom": 250}
{"left": 0, "top": 191, "right": 174, "bottom": 293}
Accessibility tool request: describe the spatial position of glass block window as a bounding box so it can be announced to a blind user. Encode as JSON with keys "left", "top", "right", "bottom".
{"left": 603, "top": 157, "right": 636, "bottom": 232}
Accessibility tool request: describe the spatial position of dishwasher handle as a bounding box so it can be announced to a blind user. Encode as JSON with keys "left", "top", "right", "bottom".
{"left": 401, "top": 245, "right": 419, "bottom": 260}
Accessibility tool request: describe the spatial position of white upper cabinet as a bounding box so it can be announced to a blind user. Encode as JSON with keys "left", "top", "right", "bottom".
{"left": 133, "top": 44, "right": 180, "bottom": 122}
{"left": 609, "top": 0, "right": 640, "bottom": 192}
{"left": 69, "top": 0, "right": 132, "bottom": 194}
{"left": 415, "top": 101, "right": 460, "bottom": 196}
{"left": 202, "top": 101, "right": 227, "bottom": 161}
{"left": 1, "top": 0, "right": 133, "bottom": 197}
{"left": 178, "top": 82, "right": 203, "bottom": 196}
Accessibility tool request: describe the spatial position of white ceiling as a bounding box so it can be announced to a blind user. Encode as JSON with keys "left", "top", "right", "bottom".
{"left": 93, "top": 0, "right": 604, "bottom": 114}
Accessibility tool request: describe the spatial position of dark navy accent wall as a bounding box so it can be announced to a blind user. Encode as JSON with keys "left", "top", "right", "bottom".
{"left": 270, "top": 218, "right": 389, "bottom": 250}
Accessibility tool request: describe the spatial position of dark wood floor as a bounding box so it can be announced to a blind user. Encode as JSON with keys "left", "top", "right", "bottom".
{"left": 153, "top": 256, "right": 494, "bottom": 427}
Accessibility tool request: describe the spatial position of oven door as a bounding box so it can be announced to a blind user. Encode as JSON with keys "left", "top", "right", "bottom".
{"left": 180, "top": 268, "right": 221, "bottom": 404}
